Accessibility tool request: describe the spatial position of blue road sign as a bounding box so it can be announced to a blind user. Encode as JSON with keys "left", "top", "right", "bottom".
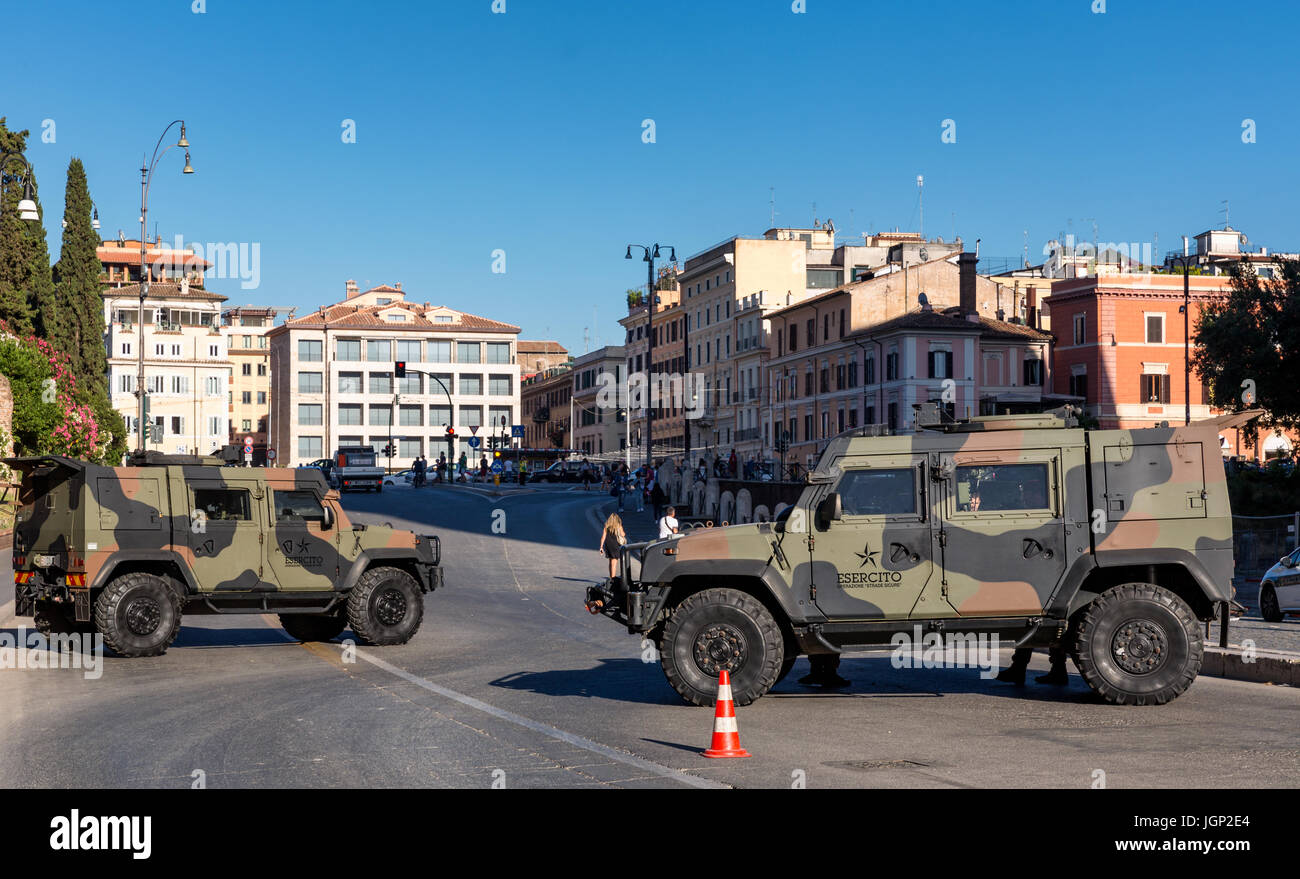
{"left": 466, "top": 436, "right": 481, "bottom": 449}
{"left": 511, "top": 424, "right": 525, "bottom": 438}
{"left": 490, "top": 462, "right": 504, "bottom": 474}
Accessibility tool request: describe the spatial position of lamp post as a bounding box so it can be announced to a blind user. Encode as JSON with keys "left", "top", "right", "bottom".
{"left": 0, "top": 151, "right": 42, "bottom": 243}
{"left": 1169, "top": 237, "right": 1194, "bottom": 426}
{"left": 625, "top": 243, "right": 674, "bottom": 471}
{"left": 135, "top": 120, "right": 194, "bottom": 454}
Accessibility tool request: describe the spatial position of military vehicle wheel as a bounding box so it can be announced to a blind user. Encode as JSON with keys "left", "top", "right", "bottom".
{"left": 775, "top": 655, "right": 798, "bottom": 686}
{"left": 1260, "top": 585, "right": 1284, "bottom": 623}
{"left": 280, "top": 610, "right": 347, "bottom": 642}
{"left": 659, "top": 588, "right": 784, "bottom": 707}
{"left": 1071, "top": 583, "right": 1202, "bottom": 706}
{"left": 347, "top": 567, "right": 423, "bottom": 646}
{"left": 93, "top": 573, "right": 182, "bottom": 657}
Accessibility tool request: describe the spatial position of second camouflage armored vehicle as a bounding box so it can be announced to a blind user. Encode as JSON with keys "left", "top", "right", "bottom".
{"left": 8, "top": 453, "right": 442, "bottom": 656}
{"left": 588, "top": 407, "right": 1247, "bottom": 707}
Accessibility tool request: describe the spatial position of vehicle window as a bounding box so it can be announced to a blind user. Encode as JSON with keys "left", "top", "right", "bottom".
{"left": 955, "top": 463, "right": 1051, "bottom": 512}
{"left": 194, "top": 488, "right": 252, "bottom": 521}
{"left": 837, "top": 468, "right": 916, "bottom": 516}
{"left": 274, "top": 490, "right": 325, "bottom": 523}
{"left": 1289, "top": 547, "right": 1300, "bottom": 565}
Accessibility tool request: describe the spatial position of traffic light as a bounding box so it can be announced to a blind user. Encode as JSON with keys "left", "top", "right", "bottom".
{"left": 395, "top": 361, "right": 406, "bottom": 379}
{"left": 382, "top": 443, "right": 394, "bottom": 457}
{"left": 444, "top": 426, "right": 455, "bottom": 439}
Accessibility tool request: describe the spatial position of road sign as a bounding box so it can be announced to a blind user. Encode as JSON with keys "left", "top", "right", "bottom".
{"left": 466, "top": 436, "right": 481, "bottom": 449}
{"left": 469, "top": 425, "right": 479, "bottom": 435}
{"left": 490, "top": 462, "right": 503, "bottom": 474}
{"left": 511, "top": 425, "right": 525, "bottom": 438}
{"left": 243, "top": 435, "right": 254, "bottom": 449}
{"left": 266, "top": 448, "right": 277, "bottom": 461}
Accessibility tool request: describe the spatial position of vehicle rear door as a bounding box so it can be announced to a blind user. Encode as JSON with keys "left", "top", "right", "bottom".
{"left": 185, "top": 475, "right": 273, "bottom": 592}
{"left": 926, "top": 447, "right": 1067, "bottom": 617}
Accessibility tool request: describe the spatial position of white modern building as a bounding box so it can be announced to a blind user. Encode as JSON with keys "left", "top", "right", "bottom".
{"left": 268, "top": 282, "right": 522, "bottom": 467}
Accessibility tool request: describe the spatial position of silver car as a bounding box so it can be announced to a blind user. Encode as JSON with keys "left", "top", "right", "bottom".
{"left": 1259, "top": 546, "right": 1300, "bottom": 622}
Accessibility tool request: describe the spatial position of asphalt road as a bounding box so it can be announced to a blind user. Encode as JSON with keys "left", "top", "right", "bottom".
{"left": 1, "top": 483, "right": 1298, "bottom": 789}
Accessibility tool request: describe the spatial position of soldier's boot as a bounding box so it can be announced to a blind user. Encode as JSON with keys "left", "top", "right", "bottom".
{"left": 799, "top": 655, "right": 850, "bottom": 688}
{"left": 996, "top": 647, "right": 1032, "bottom": 685}
{"left": 1036, "top": 648, "right": 1069, "bottom": 686}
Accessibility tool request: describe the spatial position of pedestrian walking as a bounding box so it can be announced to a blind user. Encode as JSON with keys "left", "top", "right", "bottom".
{"left": 599, "top": 513, "right": 626, "bottom": 581}
{"left": 479, "top": 454, "right": 489, "bottom": 482}
{"left": 631, "top": 471, "right": 644, "bottom": 512}
{"left": 581, "top": 459, "right": 593, "bottom": 491}
{"left": 413, "top": 455, "right": 426, "bottom": 487}
{"left": 518, "top": 459, "right": 527, "bottom": 486}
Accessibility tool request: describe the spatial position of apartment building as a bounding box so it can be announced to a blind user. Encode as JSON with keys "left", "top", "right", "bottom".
{"left": 268, "top": 282, "right": 521, "bottom": 467}
{"left": 222, "top": 305, "right": 288, "bottom": 448}
{"left": 676, "top": 225, "right": 962, "bottom": 463}
{"left": 619, "top": 273, "right": 687, "bottom": 463}
{"left": 520, "top": 364, "right": 572, "bottom": 451}
{"left": 103, "top": 279, "right": 232, "bottom": 456}
{"left": 571, "top": 345, "right": 626, "bottom": 460}
{"left": 518, "top": 340, "right": 569, "bottom": 374}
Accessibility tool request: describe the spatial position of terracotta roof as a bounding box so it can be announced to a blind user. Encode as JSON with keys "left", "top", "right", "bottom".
{"left": 97, "top": 246, "right": 212, "bottom": 268}
{"left": 269, "top": 301, "right": 520, "bottom": 335}
{"left": 846, "top": 308, "right": 1051, "bottom": 341}
{"left": 99, "top": 282, "right": 226, "bottom": 302}
{"left": 518, "top": 339, "right": 568, "bottom": 354}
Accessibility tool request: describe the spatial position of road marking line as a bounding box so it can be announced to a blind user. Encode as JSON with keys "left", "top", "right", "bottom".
{"left": 350, "top": 648, "right": 726, "bottom": 789}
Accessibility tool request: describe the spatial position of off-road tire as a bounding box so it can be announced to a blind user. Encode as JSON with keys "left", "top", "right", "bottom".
{"left": 775, "top": 653, "right": 798, "bottom": 686}
{"left": 660, "top": 588, "right": 784, "bottom": 707}
{"left": 280, "top": 610, "right": 347, "bottom": 642}
{"left": 93, "top": 573, "right": 183, "bottom": 657}
{"left": 1071, "top": 582, "right": 1202, "bottom": 706}
{"left": 1260, "top": 585, "right": 1284, "bottom": 623}
{"left": 347, "top": 567, "right": 423, "bottom": 646}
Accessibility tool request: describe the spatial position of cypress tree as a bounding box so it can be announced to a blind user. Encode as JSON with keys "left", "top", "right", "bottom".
{"left": 54, "top": 158, "right": 107, "bottom": 392}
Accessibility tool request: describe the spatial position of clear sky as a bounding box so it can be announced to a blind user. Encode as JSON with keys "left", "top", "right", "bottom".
{"left": 9, "top": 0, "right": 1298, "bottom": 355}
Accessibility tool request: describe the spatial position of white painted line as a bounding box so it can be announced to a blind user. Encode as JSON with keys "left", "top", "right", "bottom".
{"left": 353, "top": 648, "right": 726, "bottom": 789}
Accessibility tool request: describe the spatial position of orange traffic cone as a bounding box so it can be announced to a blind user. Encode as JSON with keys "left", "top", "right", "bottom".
{"left": 703, "top": 670, "right": 751, "bottom": 758}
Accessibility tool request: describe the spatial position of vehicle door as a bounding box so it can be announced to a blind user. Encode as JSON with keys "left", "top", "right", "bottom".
{"left": 266, "top": 488, "right": 343, "bottom": 592}
{"left": 808, "top": 453, "right": 933, "bottom": 620}
{"left": 185, "top": 477, "right": 272, "bottom": 592}
{"left": 926, "top": 447, "right": 1067, "bottom": 617}
{"left": 1273, "top": 547, "right": 1300, "bottom": 611}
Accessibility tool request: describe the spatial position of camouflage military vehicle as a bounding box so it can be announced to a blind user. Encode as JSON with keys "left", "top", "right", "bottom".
{"left": 7, "top": 452, "right": 442, "bottom": 657}
{"left": 588, "top": 408, "right": 1248, "bottom": 707}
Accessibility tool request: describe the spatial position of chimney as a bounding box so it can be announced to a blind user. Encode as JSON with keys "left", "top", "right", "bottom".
{"left": 958, "top": 252, "right": 978, "bottom": 316}
{"left": 345, "top": 279, "right": 359, "bottom": 299}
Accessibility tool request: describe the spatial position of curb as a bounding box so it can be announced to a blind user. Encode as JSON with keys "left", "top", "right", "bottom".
{"left": 1202, "top": 645, "right": 1299, "bottom": 687}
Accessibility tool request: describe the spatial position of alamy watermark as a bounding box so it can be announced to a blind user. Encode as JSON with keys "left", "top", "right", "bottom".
{"left": 889, "top": 624, "right": 1001, "bottom": 679}
{"left": 0, "top": 628, "right": 103, "bottom": 680}
{"left": 596, "top": 370, "right": 706, "bottom": 419}
{"left": 151, "top": 233, "right": 261, "bottom": 290}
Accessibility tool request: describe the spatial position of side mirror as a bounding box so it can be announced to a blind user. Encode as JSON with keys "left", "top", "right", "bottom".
{"left": 321, "top": 505, "right": 334, "bottom": 530}
{"left": 1282, "top": 555, "right": 1297, "bottom": 569}
{"left": 815, "top": 493, "right": 842, "bottom": 530}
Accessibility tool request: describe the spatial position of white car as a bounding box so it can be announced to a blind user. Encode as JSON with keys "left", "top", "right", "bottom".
{"left": 1259, "top": 546, "right": 1300, "bottom": 622}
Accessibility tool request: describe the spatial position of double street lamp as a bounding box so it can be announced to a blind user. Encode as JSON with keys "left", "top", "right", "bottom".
{"left": 135, "top": 120, "right": 194, "bottom": 453}
{"left": 0, "top": 150, "right": 42, "bottom": 234}
{"left": 624, "top": 242, "right": 674, "bottom": 471}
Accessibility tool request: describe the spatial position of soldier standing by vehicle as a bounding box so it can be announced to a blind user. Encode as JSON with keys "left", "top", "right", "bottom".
{"left": 799, "top": 655, "right": 850, "bottom": 689}
{"left": 996, "top": 647, "right": 1068, "bottom": 686}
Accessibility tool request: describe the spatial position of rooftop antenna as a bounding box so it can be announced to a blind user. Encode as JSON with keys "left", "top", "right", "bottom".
{"left": 769, "top": 186, "right": 776, "bottom": 227}
{"left": 811, "top": 202, "right": 817, "bottom": 226}
{"left": 916, "top": 175, "right": 924, "bottom": 239}
{"left": 1221, "top": 199, "right": 1230, "bottom": 229}
{"left": 1023, "top": 229, "right": 1029, "bottom": 268}
{"left": 583, "top": 326, "right": 590, "bottom": 355}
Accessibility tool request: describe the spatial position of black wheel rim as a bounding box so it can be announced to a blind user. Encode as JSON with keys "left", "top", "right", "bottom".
{"left": 692, "top": 623, "right": 746, "bottom": 676}
{"left": 1110, "top": 617, "right": 1169, "bottom": 675}
{"left": 374, "top": 587, "right": 408, "bottom": 626}
{"left": 1262, "top": 589, "right": 1279, "bottom": 617}
{"left": 125, "top": 597, "right": 162, "bottom": 636}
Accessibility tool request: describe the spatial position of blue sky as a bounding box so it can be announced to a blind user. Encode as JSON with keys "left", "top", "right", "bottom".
{"left": 10, "top": 0, "right": 1298, "bottom": 354}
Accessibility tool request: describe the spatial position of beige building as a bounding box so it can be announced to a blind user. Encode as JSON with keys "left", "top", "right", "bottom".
{"left": 570, "top": 345, "right": 626, "bottom": 461}
{"left": 518, "top": 340, "right": 569, "bottom": 375}
{"left": 619, "top": 273, "right": 686, "bottom": 464}
{"left": 268, "top": 282, "right": 522, "bottom": 467}
{"left": 103, "top": 280, "right": 232, "bottom": 456}
{"left": 222, "top": 306, "right": 288, "bottom": 448}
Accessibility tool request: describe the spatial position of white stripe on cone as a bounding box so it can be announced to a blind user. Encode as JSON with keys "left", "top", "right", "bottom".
{"left": 712, "top": 716, "right": 738, "bottom": 734}
{"left": 717, "top": 684, "right": 733, "bottom": 703}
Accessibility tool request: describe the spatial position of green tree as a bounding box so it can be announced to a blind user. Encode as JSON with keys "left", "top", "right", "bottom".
{"left": 1193, "top": 258, "right": 1300, "bottom": 432}
{"left": 0, "top": 119, "right": 38, "bottom": 334}
{"left": 53, "top": 158, "right": 108, "bottom": 395}
{"left": 0, "top": 120, "right": 56, "bottom": 338}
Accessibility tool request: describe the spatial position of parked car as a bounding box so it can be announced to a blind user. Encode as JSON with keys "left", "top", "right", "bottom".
{"left": 1259, "top": 546, "right": 1300, "bottom": 622}
{"left": 530, "top": 461, "right": 587, "bottom": 483}
{"left": 299, "top": 459, "right": 337, "bottom": 488}
{"left": 383, "top": 469, "right": 414, "bottom": 486}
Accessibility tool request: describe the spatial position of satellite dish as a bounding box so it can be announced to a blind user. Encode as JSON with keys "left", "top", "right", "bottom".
{"left": 919, "top": 247, "right": 930, "bottom": 262}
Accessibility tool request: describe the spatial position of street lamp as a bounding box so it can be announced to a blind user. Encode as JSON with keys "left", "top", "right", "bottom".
{"left": 1168, "top": 237, "right": 1194, "bottom": 426}
{"left": 135, "top": 120, "right": 194, "bottom": 454}
{"left": 625, "top": 242, "right": 674, "bottom": 470}
{"left": 0, "top": 150, "right": 42, "bottom": 233}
